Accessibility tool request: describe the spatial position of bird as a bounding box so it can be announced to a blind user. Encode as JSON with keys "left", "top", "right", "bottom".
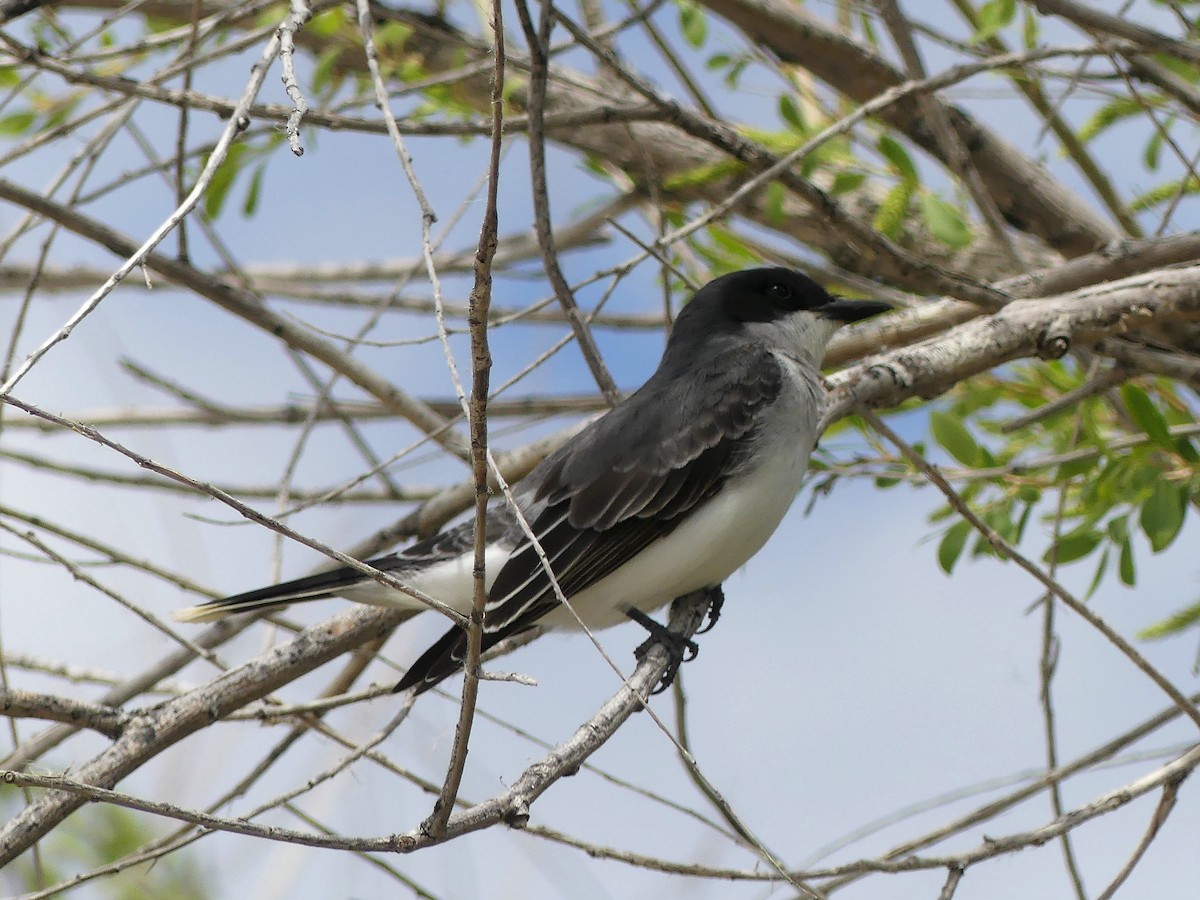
{"left": 174, "top": 268, "right": 889, "bottom": 694}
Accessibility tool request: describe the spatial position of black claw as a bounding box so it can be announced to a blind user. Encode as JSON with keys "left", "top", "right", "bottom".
{"left": 627, "top": 607, "right": 699, "bottom": 694}
{"left": 697, "top": 585, "right": 725, "bottom": 635}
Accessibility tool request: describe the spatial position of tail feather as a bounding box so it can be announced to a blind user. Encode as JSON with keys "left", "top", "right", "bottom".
{"left": 394, "top": 622, "right": 534, "bottom": 694}
{"left": 393, "top": 624, "right": 470, "bottom": 694}
{"left": 173, "top": 554, "right": 401, "bottom": 623}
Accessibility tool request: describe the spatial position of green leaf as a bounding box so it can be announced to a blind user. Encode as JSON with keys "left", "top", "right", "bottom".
{"left": 1106, "top": 515, "right": 1129, "bottom": 543}
{"left": 1085, "top": 548, "right": 1109, "bottom": 599}
{"left": 1130, "top": 175, "right": 1200, "bottom": 212}
{"left": 1148, "top": 54, "right": 1200, "bottom": 85}
{"left": 858, "top": 9, "right": 878, "bottom": 46}
{"left": 1014, "top": 500, "right": 1035, "bottom": 542}
{"left": 1077, "top": 96, "right": 1147, "bottom": 144}
{"left": 1047, "top": 529, "right": 1101, "bottom": 565}
{"left": 374, "top": 20, "right": 414, "bottom": 51}
{"left": 678, "top": 0, "right": 707, "bottom": 49}
{"left": 724, "top": 57, "right": 750, "bottom": 88}
{"left": 872, "top": 181, "right": 914, "bottom": 238}
{"left": 308, "top": 6, "right": 345, "bottom": 37}
{"left": 877, "top": 134, "right": 918, "bottom": 181}
{"left": 1022, "top": 6, "right": 1039, "bottom": 49}
{"left": 0, "top": 110, "right": 36, "bottom": 136}
{"left": 42, "top": 96, "right": 81, "bottom": 131}
{"left": 1120, "top": 383, "right": 1175, "bottom": 451}
{"left": 929, "top": 504, "right": 954, "bottom": 524}
{"left": 0, "top": 67, "right": 19, "bottom": 88}
{"left": 312, "top": 45, "right": 344, "bottom": 94}
{"left": 778, "top": 94, "right": 806, "bottom": 133}
{"left": 930, "top": 410, "right": 982, "bottom": 466}
{"left": 1139, "top": 479, "right": 1185, "bottom": 552}
{"left": 700, "top": 225, "right": 760, "bottom": 270}
{"left": 1139, "top": 597, "right": 1200, "bottom": 640}
{"left": 919, "top": 194, "right": 972, "bottom": 249}
{"left": 203, "top": 143, "right": 248, "bottom": 220}
{"left": 1057, "top": 455, "right": 1096, "bottom": 480}
{"left": 1144, "top": 128, "right": 1165, "bottom": 171}
{"left": 830, "top": 170, "right": 867, "bottom": 195}
{"left": 938, "top": 520, "right": 972, "bottom": 574}
{"left": 971, "top": 0, "right": 1016, "bottom": 44}
{"left": 1118, "top": 533, "right": 1136, "bottom": 585}
{"left": 242, "top": 163, "right": 266, "bottom": 217}
{"left": 1175, "top": 436, "right": 1200, "bottom": 463}
{"left": 763, "top": 181, "right": 787, "bottom": 225}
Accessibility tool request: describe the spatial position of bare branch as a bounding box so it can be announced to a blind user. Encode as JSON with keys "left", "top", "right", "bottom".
{"left": 0, "top": 689, "right": 129, "bottom": 738}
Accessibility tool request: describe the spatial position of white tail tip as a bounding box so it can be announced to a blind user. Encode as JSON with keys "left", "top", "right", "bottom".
{"left": 172, "top": 605, "right": 226, "bottom": 624}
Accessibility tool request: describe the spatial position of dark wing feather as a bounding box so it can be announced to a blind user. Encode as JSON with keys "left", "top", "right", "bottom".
{"left": 395, "top": 346, "right": 783, "bottom": 693}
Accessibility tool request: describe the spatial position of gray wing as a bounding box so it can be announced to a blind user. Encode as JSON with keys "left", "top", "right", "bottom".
{"left": 486, "top": 343, "right": 784, "bottom": 632}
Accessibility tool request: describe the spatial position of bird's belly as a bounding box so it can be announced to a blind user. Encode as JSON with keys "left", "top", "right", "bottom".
{"left": 541, "top": 445, "right": 810, "bottom": 631}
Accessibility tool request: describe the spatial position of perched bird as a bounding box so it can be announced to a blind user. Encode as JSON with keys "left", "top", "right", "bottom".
{"left": 175, "top": 268, "right": 889, "bottom": 693}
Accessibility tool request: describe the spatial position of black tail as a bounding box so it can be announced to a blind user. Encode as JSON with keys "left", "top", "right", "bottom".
{"left": 394, "top": 622, "right": 532, "bottom": 694}
{"left": 173, "top": 554, "right": 402, "bottom": 623}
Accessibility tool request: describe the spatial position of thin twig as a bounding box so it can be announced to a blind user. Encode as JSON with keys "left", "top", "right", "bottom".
{"left": 1038, "top": 392, "right": 1089, "bottom": 899}
{"left": 516, "top": 0, "right": 621, "bottom": 405}
{"left": 279, "top": 0, "right": 311, "bottom": 155}
{"left": 427, "top": 0, "right": 505, "bottom": 838}
{"left": 1095, "top": 774, "right": 1186, "bottom": 900}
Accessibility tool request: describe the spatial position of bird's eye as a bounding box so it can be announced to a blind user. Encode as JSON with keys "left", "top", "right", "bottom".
{"left": 766, "top": 282, "right": 793, "bottom": 302}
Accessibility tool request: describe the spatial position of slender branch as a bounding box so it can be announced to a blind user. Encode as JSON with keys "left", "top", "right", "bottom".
{"left": 937, "top": 866, "right": 965, "bottom": 900}
{"left": 1095, "top": 775, "right": 1185, "bottom": 900}
{"left": 804, "top": 744, "right": 1200, "bottom": 878}
{"left": 517, "top": 0, "right": 621, "bottom": 405}
{"left": 0, "top": 689, "right": 129, "bottom": 738}
{"left": 428, "top": 0, "right": 504, "bottom": 838}
{"left": 1030, "top": 0, "right": 1200, "bottom": 65}
{"left": 279, "top": 0, "right": 311, "bottom": 155}
{"left": 1038, "top": 399, "right": 1089, "bottom": 899}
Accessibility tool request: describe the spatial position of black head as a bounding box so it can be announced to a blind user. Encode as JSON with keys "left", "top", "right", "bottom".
{"left": 676, "top": 267, "right": 889, "bottom": 328}
{"left": 658, "top": 267, "right": 890, "bottom": 372}
{"left": 699, "top": 267, "right": 835, "bottom": 323}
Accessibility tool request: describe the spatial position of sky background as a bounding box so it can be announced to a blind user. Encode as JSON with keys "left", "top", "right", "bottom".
{"left": 2, "top": 1, "right": 1200, "bottom": 898}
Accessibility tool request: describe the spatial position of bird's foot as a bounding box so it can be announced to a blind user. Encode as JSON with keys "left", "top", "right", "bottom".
{"left": 627, "top": 607, "right": 699, "bottom": 695}
{"left": 696, "top": 584, "right": 725, "bottom": 634}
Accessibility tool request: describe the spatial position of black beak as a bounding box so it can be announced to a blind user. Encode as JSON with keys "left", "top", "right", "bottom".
{"left": 817, "top": 298, "right": 892, "bottom": 324}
